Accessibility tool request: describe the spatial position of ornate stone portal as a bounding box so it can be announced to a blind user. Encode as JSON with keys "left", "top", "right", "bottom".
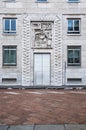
{"left": 22, "top": 14, "right": 62, "bottom": 87}
{"left": 31, "top": 22, "right": 52, "bottom": 48}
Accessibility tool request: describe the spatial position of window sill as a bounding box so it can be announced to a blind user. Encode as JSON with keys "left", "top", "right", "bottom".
{"left": 2, "top": 66, "right": 17, "bottom": 68}
{"left": 67, "top": 33, "right": 81, "bottom": 36}
{"left": 68, "top": 2, "right": 80, "bottom": 3}
{"left": 2, "top": 33, "right": 18, "bottom": 36}
{"left": 67, "top": 66, "right": 81, "bottom": 68}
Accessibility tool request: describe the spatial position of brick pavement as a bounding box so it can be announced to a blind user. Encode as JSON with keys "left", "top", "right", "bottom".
{"left": 0, "top": 89, "right": 86, "bottom": 125}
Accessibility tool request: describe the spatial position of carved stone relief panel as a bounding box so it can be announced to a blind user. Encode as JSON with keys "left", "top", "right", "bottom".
{"left": 31, "top": 22, "right": 53, "bottom": 48}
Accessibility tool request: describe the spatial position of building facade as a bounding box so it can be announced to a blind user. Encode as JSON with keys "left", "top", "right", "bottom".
{"left": 0, "top": 0, "right": 86, "bottom": 88}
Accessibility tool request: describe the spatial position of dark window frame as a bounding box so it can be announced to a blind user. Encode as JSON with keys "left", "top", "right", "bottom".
{"left": 67, "top": 18, "right": 80, "bottom": 34}
{"left": 36, "top": 0, "right": 47, "bottom": 2}
{"left": 3, "top": 0, "right": 15, "bottom": 2}
{"left": 68, "top": 0, "right": 79, "bottom": 3}
{"left": 3, "top": 46, "right": 17, "bottom": 66}
{"left": 67, "top": 46, "right": 81, "bottom": 66}
{"left": 3, "top": 18, "right": 16, "bottom": 34}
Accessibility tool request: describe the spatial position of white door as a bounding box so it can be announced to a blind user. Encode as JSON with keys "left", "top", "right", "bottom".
{"left": 34, "top": 54, "right": 50, "bottom": 85}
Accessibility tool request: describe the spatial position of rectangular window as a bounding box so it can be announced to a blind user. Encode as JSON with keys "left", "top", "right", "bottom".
{"left": 67, "top": 46, "right": 81, "bottom": 66}
{"left": 2, "top": 78, "right": 17, "bottom": 83}
{"left": 68, "top": 0, "right": 79, "bottom": 2}
{"left": 37, "top": 0, "right": 47, "bottom": 2}
{"left": 3, "top": 46, "right": 17, "bottom": 66}
{"left": 67, "top": 19, "right": 80, "bottom": 34}
{"left": 3, "top": 18, "right": 16, "bottom": 33}
{"left": 3, "top": 0, "right": 15, "bottom": 2}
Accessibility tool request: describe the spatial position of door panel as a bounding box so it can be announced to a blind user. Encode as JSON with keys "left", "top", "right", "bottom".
{"left": 34, "top": 54, "right": 50, "bottom": 85}
{"left": 34, "top": 54, "right": 42, "bottom": 85}
{"left": 43, "top": 54, "right": 50, "bottom": 85}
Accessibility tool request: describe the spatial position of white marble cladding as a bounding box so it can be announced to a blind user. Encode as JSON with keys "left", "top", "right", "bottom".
{"left": 22, "top": 14, "right": 62, "bottom": 86}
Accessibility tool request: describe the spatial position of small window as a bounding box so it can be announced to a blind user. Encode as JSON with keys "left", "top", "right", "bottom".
{"left": 3, "top": 18, "right": 16, "bottom": 34}
{"left": 67, "top": 46, "right": 81, "bottom": 66}
{"left": 67, "top": 78, "right": 82, "bottom": 82}
{"left": 2, "top": 78, "right": 17, "bottom": 83}
{"left": 68, "top": 0, "right": 79, "bottom": 2}
{"left": 3, "top": 46, "right": 17, "bottom": 66}
{"left": 37, "top": 0, "right": 47, "bottom": 2}
{"left": 67, "top": 19, "right": 80, "bottom": 34}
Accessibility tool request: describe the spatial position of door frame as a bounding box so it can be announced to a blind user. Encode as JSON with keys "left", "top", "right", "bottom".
{"left": 33, "top": 53, "right": 51, "bottom": 86}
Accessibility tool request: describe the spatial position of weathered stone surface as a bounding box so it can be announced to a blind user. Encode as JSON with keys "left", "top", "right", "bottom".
{"left": 35, "top": 125, "right": 65, "bottom": 130}
{"left": 65, "top": 124, "right": 86, "bottom": 130}
{"left": 0, "top": 125, "right": 8, "bottom": 130}
{"left": 8, "top": 125, "right": 34, "bottom": 130}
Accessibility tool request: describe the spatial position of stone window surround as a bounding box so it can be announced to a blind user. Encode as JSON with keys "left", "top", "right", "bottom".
{"left": 3, "top": 45, "right": 17, "bottom": 66}
{"left": 65, "top": 15, "right": 82, "bottom": 36}
{"left": 3, "top": 18, "right": 16, "bottom": 34}
{"left": 67, "top": 46, "right": 81, "bottom": 66}
{"left": 67, "top": 18, "right": 81, "bottom": 34}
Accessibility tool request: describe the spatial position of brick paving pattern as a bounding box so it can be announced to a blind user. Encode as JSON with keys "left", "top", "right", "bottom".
{"left": 0, "top": 89, "right": 86, "bottom": 125}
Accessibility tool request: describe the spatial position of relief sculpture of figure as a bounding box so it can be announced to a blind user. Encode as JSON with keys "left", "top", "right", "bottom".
{"left": 32, "top": 22, "right": 52, "bottom": 48}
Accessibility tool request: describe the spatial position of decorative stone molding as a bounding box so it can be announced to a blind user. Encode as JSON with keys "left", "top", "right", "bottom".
{"left": 22, "top": 14, "right": 62, "bottom": 86}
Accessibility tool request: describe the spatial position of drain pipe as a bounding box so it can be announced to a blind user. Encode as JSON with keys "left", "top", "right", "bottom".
{"left": 64, "top": 61, "right": 66, "bottom": 87}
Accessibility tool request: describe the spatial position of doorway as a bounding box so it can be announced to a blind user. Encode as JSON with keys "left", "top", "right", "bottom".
{"left": 34, "top": 54, "right": 50, "bottom": 86}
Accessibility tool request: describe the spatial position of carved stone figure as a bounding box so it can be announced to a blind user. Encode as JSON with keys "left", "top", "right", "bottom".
{"left": 32, "top": 22, "right": 52, "bottom": 48}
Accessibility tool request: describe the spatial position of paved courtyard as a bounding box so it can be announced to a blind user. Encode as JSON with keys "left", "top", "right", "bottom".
{"left": 0, "top": 89, "right": 86, "bottom": 125}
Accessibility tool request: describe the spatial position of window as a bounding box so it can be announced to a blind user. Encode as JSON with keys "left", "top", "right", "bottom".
{"left": 3, "top": 0, "right": 15, "bottom": 2}
{"left": 3, "top": 18, "right": 16, "bottom": 33}
{"left": 67, "top": 19, "right": 80, "bottom": 34}
{"left": 37, "top": 0, "right": 47, "bottom": 2}
{"left": 67, "top": 46, "right": 81, "bottom": 66}
{"left": 3, "top": 46, "right": 17, "bottom": 66}
{"left": 68, "top": 0, "right": 79, "bottom": 2}
{"left": 2, "top": 78, "right": 17, "bottom": 83}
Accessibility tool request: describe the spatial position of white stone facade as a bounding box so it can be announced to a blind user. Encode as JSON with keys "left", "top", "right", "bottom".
{"left": 0, "top": 0, "right": 86, "bottom": 88}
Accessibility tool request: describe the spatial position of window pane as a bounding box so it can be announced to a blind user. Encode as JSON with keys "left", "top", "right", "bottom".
{"left": 4, "top": 50, "right": 9, "bottom": 64}
{"left": 68, "top": 50, "right": 73, "bottom": 58}
{"left": 68, "top": 50, "right": 73, "bottom": 63}
{"left": 11, "top": 19, "right": 16, "bottom": 31}
{"left": 5, "top": 19, "right": 10, "bottom": 31}
{"left": 74, "top": 50, "right": 80, "bottom": 63}
{"left": 74, "top": 20, "right": 79, "bottom": 31}
{"left": 68, "top": 20, "right": 73, "bottom": 31}
{"left": 10, "top": 50, "right": 16, "bottom": 63}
